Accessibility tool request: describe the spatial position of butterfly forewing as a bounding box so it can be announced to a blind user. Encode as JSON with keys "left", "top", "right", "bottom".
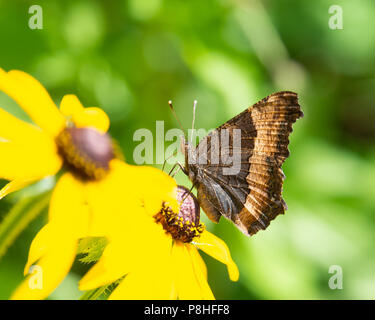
{"left": 186, "top": 91, "right": 303, "bottom": 236}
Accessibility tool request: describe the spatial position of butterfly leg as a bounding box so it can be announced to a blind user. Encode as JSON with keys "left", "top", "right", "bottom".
{"left": 168, "top": 162, "right": 187, "bottom": 177}
{"left": 181, "top": 183, "right": 196, "bottom": 203}
{"left": 161, "top": 150, "right": 179, "bottom": 172}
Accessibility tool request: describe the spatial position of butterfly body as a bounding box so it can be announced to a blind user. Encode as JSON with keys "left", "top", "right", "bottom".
{"left": 184, "top": 91, "right": 303, "bottom": 236}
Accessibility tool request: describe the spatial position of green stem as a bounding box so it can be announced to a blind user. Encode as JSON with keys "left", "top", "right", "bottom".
{"left": 0, "top": 191, "right": 51, "bottom": 261}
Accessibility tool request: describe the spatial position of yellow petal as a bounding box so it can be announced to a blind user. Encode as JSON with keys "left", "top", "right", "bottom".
{"left": 172, "top": 242, "right": 205, "bottom": 300}
{"left": 82, "top": 163, "right": 135, "bottom": 238}
{"left": 73, "top": 107, "right": 110, "bottom": 133}
{"left": 109, "top": 161, "right": 178, "bottom": 215}
{"left": 24, "top": 223, "right": 55, "bottom": 275}
{"left": 11, "top": 174, "right": 89, "bottom": 299}
{"left": 0, "top": 140, "right": 62, "bottom": 181}
{"left": 80, "top": 161, "right": 180, "bottom": 296}
{"left": 11, "top": 235, "right": 77, "bottom": 300}
{"left": 113, "top": 162, "right": 178, "bottom": 214}
{"left": 60, "top": 94, "right": 110, "bottom": 133}
{"left": 187, "top": 244, "right": 214, "bottom": 299}
{"left": 0, "top": 69, "right": 65, "bottom": 137}
{"left": 0, "top": 108, "right": 44, "bottom": 144}
{"left": 195, "top": 231, "right": 239, "bottom": 281}
{"left": 59, "top": 94, "right": 84, "bottom": 118}
{"left": 83, "top": 160, "right": 174, "bottom": 238}
{"left": 80, "top": 210, "right": 172, "bottom": 291}
{"left": 79, "top": 242, "right": 132, "bottom": 291}
{"left": 108, "top": 241, "right": 174, "bottom": 300}
{"left": 122, "top": 164, "right": 179, "bottom": 216}
{"left": 48, "top": 173, "right": 89, "bottom": 238}
{"left": 108, "top": 267, "right": 174, "bottom": 300}
{"left": 141, "top": 166, "right": 179, "bottom": 214}
{"left": 187, "top": 243, "right": 207, "bottom": 279}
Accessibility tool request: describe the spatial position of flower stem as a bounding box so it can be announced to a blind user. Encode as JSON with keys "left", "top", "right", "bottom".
{"left": 0, "top": 191, "right": 51, "bottom": 261}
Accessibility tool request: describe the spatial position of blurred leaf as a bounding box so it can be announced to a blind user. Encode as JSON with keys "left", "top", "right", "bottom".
{"left": 77, "top": 237, "right": 108, "bottom": 264}
{"left": 0, "top": 192, "right": 50, "bottom": 261}
{"left": 63, "top": 2, "right": 104, "bottom": 51}
{"left": 128, "top": 0, "right": 163, "bottom": 21}
{"left": 79, "top": 285, "right": 108, "bottom": 300}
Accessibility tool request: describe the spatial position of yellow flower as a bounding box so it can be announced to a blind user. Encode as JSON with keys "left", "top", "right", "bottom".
{"left": 79, "top": 185, "right": 239, "bottom": 300}
{"left": 0, "top": 68, "right": 111, "bottom": 198}
{"left": 0, "top": 69, "right": 177, "bottom": 299}
{"left": 0, "top": 68, "right": 238, "bottom": 300}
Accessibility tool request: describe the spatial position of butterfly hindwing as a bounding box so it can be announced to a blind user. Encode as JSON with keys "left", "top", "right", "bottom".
{"left": 186, "top": 91, "right": 303, "bottom": 236}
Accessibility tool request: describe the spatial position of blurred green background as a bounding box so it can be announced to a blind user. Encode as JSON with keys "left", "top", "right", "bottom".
{"left": 0, "top": 0, "right": 374, "bottom": 299}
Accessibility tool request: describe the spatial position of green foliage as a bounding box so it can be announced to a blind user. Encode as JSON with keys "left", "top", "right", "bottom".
{"left": 79, "top": 286, "right": 108, "bottom": 300}
{"left": 79, "top": 278, "right": 123, "bottom": 300}
{"left": 0, "top": 0, "right": 374, "bottom": 299}
{"left": 0, "top": 192, "right": 50, "bottom": 261}
{"left": 77, "top": 237, "right": 108, "bottom": 264}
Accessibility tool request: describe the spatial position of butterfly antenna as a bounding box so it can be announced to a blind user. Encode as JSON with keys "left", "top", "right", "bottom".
{"left": 190, "top": 99, "right": 197, "bottom": 144}
{"left": 168, "top": 100, "right": 185, "bottom": 136}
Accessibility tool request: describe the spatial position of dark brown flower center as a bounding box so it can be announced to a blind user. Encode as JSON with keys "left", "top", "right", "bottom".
{"left": 154, "top": 185, "right": 204, "bottom": 243}
{"left": 56, "top": 126, "right": 115, "bottom": 180}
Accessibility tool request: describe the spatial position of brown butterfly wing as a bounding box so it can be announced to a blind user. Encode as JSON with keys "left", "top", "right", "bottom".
{"left": 187, "top": 91, "right": 303, "bottom": 236}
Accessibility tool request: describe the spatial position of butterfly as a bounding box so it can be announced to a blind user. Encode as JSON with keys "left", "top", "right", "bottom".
{"left": 181, "top": 91, "right": 303, "bottom": 236}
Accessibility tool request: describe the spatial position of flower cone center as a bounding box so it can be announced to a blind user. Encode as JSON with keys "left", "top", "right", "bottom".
{"left": 56, "top": 126, "right": 115, "bottom": 180}
{"left": 155, "top": 186, "right": 204, "bottom": 243}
